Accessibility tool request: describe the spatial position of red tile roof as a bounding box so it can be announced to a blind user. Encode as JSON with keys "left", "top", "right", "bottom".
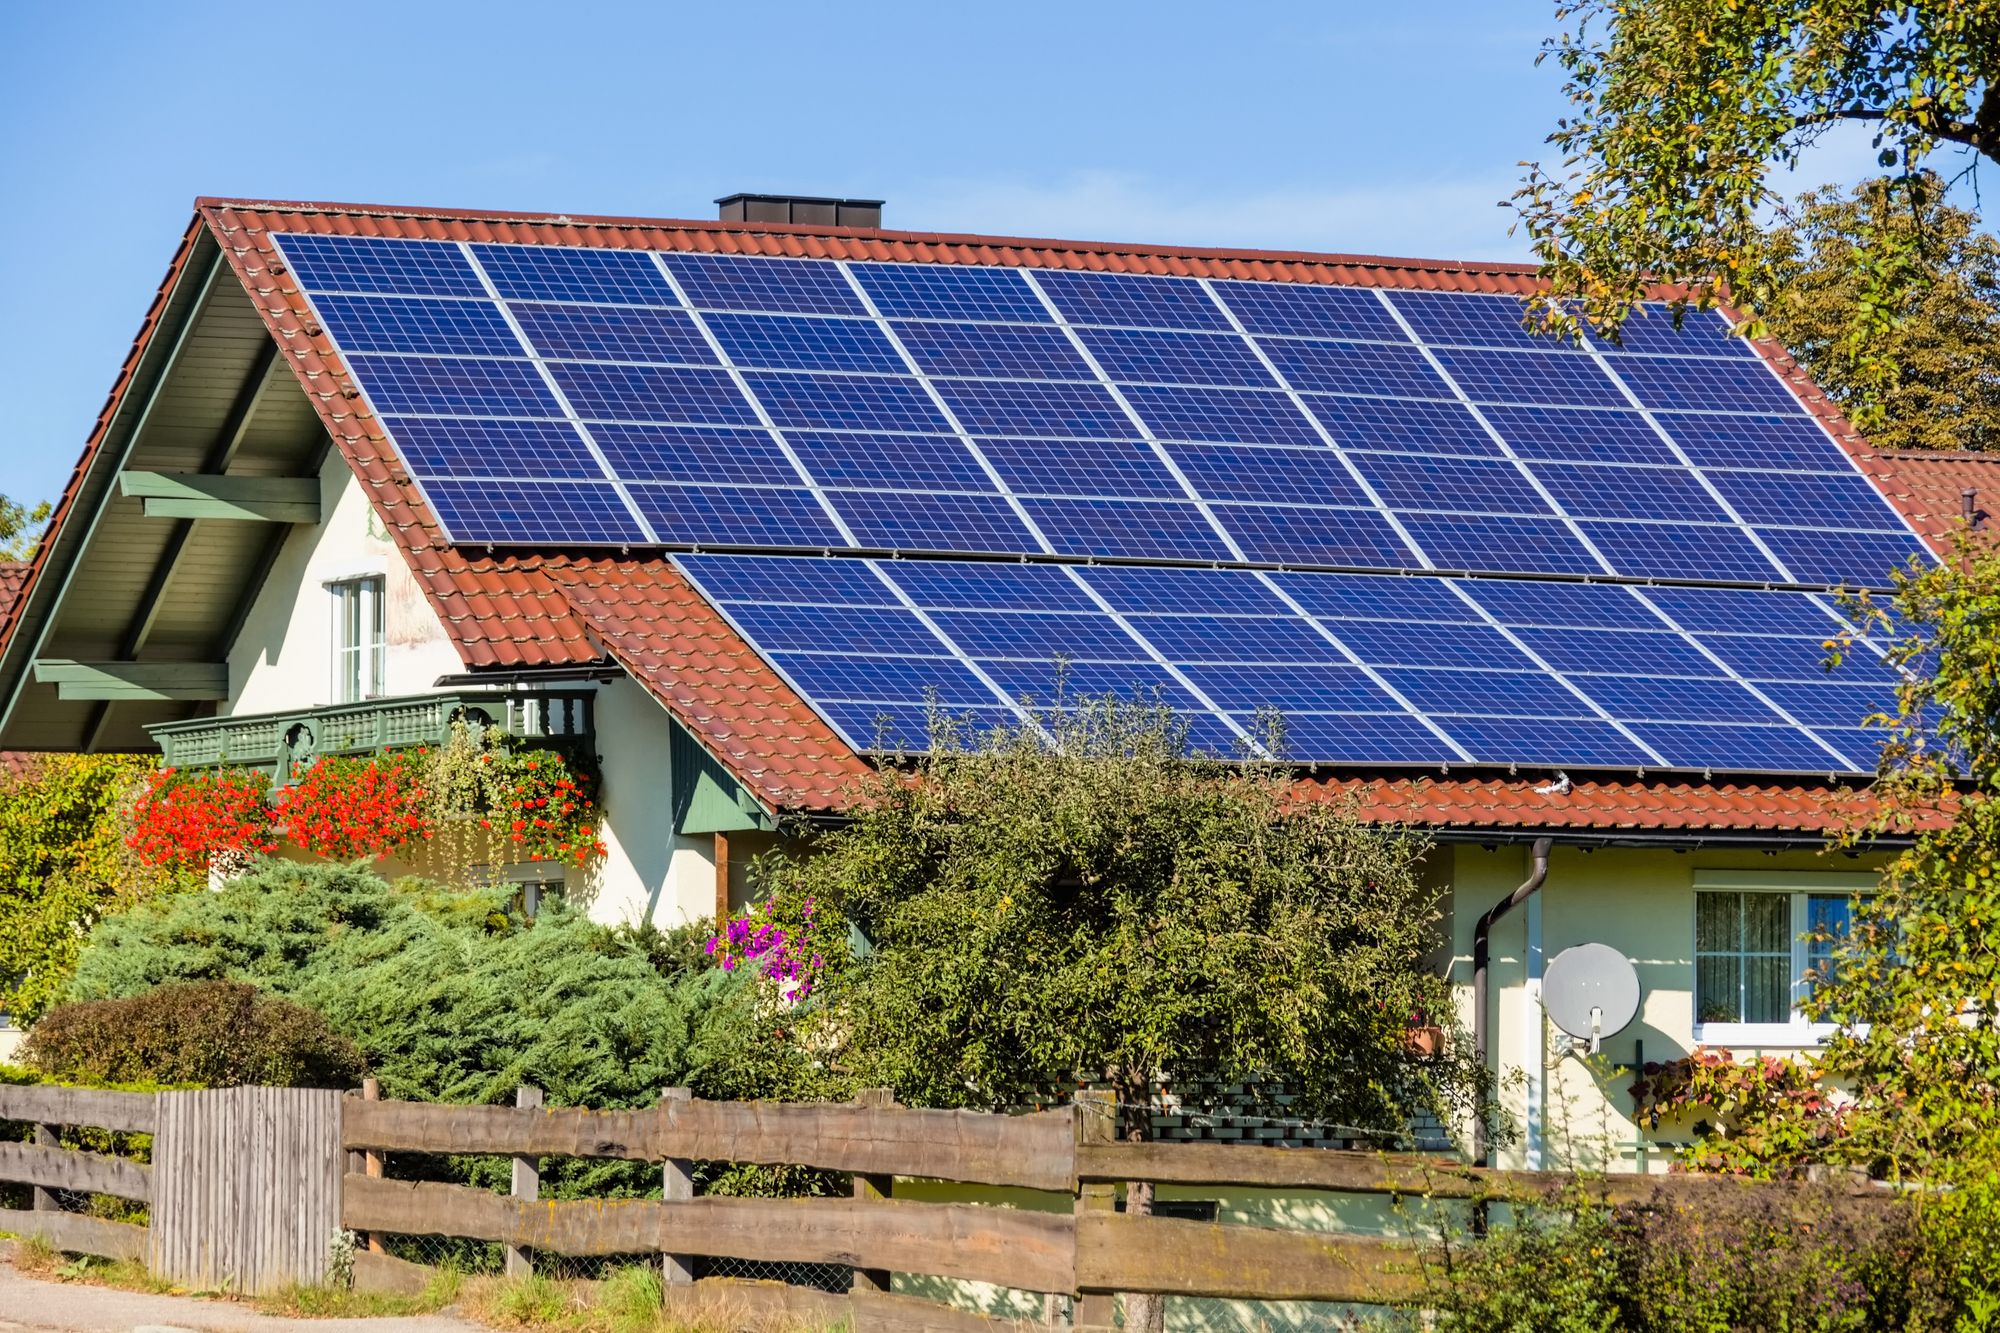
{"left": 1868, "top": 450, "right": 2000, "bottom": 540}
{"left": 1306, "top": 772, "right": 1899, "bottom": 839}
{"left": 13, "top": 197, "right": 1920, "bottom": 835}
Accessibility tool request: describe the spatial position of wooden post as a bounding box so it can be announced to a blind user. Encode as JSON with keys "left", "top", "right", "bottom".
{"left": 660, "top": 1088, "right": 694, "bottom": 1287}
{"left": 506, "top": 1084, "right": 542, "bottom": 1279}
{"left": 1073, "top": 1089, "right": 1117, "bottom": 1329}
{"left": 31, "top": 1124, "right": 58, "bottom": 1212}
{"left": 713, "top": 831, "right": 731, "bottom": 922}
{"left": 361, "top": 1078, "right": 385, "bottom": 1254}
{"left": 851, "top": 1089, "right": 895, "bottom": 1294}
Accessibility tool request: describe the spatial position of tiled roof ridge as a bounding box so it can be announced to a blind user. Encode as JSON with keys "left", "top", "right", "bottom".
{"left": 195, "top": 195, "right": 1544, "bottom": 279}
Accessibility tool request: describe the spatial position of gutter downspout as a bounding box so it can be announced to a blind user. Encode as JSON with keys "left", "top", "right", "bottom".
{"left": 1470, "top": 835, "right": 1553, "bottom": 1167}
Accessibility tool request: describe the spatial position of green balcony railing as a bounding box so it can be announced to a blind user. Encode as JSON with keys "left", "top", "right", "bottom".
{"left": 146, "top": 689, "right": 596, "bottom": 779}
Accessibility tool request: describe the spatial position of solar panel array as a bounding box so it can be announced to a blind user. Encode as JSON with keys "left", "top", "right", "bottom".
{"left": 273, "top": 234, "right": 1927, "bottom": 585}
{"left": 674, "top": 555, "right": 1898, "bottom": 773}
{"left": 267, "top": 230, "right": 1933, "bottom": 776}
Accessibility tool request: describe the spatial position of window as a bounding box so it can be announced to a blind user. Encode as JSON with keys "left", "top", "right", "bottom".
{"left": 1692, "top": 872, "right": 1871, "bottom": 1043}
{"left": 330, "top": 576, "right": 385, "bottom": 704}
{"left": 477, "top": 862, "right": 566, "bottom": 919}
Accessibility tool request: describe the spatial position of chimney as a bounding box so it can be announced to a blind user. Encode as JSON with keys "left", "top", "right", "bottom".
{"left": 1964, "top": 487, "right": 1980, "bottom": 528}
{"left": 716, "top": 193, "right": 883, "bottom": 229}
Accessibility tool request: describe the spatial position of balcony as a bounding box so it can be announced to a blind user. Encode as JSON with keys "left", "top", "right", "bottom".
{"left": 146, "top": 689, "right": 596, "bottom": 778}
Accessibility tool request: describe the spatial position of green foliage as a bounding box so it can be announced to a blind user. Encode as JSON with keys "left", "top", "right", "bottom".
{"left": 1763, "top": 173, "right": 2000, "bottom": 449}
{"left": 68, "top": 861, "right": 707, "bottom": 1109}
{"left": 755, "top": 697, "right": 1480, "bottom": 1142}
{"left": 1799, "top": 535, "right": 2000, "bottom": 1323}
{"left": 61, "top": 860, "right": 813, "bottom": 1205}
{"left": 1514, "top": 0, "right": 1999, "bottom": 380}
{"left": 1406, "top": 1184, "right": 1922, "bottom": 1333}
{"left": 0, "top": 492, "right": 50, "bottom": 560}
{"left": 1628, "top": 1048, "right": 1852, "bottom": 1175}
{"left": 22, "top": 979, "right": 365, "bottom": 1088}
{"left": 0, "top": 752, "right": 182, "bottom": 1025}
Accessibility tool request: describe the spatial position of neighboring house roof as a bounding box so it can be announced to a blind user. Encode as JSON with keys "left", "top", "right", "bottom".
{"left": 1871, "top": 450, "right": 2000, "bottom": 537}
{"left": 0, "top": 199, "right": 1949, "bottom": 838}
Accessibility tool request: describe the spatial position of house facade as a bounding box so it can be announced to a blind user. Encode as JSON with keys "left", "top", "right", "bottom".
{"left": 0, "top": 197, "right": 1974, "bottom": 1174}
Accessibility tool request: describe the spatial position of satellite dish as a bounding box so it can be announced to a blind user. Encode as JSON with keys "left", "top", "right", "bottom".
{"left": 1543, "top": 942, "right": 1641, "bottom": 1053}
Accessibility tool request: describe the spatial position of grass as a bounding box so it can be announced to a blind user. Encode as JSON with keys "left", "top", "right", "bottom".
{"left": 7, "top": 1237, "right": 179, "bottom": 1295}
{"left": 257, "top": 1265, "right": 465, "bottom": 1318}
{"left": 462, "top": 1265, "right": 848, "bottom": 1333}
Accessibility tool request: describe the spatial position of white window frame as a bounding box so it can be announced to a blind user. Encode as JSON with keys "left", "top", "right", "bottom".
{"left": 1691, "top": 869, "right": 1876, "bottom": 1048}
{"left": 327, "top": 574, "right": 386, "bottom": 704}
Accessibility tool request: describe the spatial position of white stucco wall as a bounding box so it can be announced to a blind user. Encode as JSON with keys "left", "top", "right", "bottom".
{"left": 219, "top": 462, "right": 728, "bottom": 930}
{"left": 229, "top": 453, "right": 461, "bottom": 712}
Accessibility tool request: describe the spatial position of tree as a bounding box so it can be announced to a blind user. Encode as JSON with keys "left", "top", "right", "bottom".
{"left": 1763, "top": 173, "right": 2000, "bottom": 450}
{"left": 0, "top": 753, "right": 169, "bottom": 1025}
{"left": 0, "top": 492, "right": 48, "bottom": 561}
{"left": 1514, "top": 1, "right": 1999, "bottom": 373}
{"left": 1803, "top": 536, "right": 2000, "bottom": 1321}
{"left": 750, "top": 696, "right": 1481, "bottom": 1326}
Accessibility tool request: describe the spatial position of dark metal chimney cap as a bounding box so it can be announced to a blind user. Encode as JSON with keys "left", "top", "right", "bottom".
{"left": 716, "top": 193, "right": 884, "bottom": 228}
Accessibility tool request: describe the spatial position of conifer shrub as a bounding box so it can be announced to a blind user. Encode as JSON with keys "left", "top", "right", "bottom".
{"left": 23, "top": 980, "right": 364, "bottom": 1088}
{"left": 58, "top": 860, "right": 814, "bottom": 1211}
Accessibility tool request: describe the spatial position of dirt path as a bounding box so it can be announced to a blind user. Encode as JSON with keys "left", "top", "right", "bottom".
{"left": 0, "top": 1254, "right": 487, "bottom": 1333}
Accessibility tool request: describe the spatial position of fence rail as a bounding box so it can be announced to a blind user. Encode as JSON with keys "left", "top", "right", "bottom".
{"left": 2, "top": 1080, "right": 1900, "bottom": 1320}
{"left": 343, "top": 1095, "right": 1077, "bottom": 1192}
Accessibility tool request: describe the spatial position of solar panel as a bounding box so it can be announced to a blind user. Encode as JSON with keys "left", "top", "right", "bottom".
{"left": 273, "top": 231, "right": 1945, "bottom": 775}
{"left": 471, "top": 244, "right": 679, "bottom": 307}
{"left": 512, "top": 304, "right": 717, "bottom": 365}
{"left": 1079, "top": 327, "right": 1279, "bottom": 388}
{"left": 668, "top": 555, "right": 1890, "bottom": 773}
{"left": 283, "top": 237, "right": 1935, "bottom": 588}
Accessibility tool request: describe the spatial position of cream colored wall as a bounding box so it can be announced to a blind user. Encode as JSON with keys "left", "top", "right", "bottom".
{"left": 1450, "top": 841, "right": 1890, "bottom": 1172}
{"left": 229, "top": 454, "right": 461, "bottom": 713}
{"left": 219, "top": 464, "right": 727, "bottom": 931}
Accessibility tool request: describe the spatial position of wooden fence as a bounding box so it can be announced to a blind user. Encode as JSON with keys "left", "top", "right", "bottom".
{"left": 1, "top": 1081, "right": 1894, "bottom": 1328}
{"left": 0, "top": 1083, "right": 343, "bottom": 1293}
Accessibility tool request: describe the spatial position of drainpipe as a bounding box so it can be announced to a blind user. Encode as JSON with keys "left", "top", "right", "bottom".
{"left": 1470, "top": 835, "right": 1553, "bottom": 1167}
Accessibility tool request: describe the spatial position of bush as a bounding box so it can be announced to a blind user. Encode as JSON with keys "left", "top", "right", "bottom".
{"left": 23, "top": 980, "right": 365, "bottom": 1088}
{"left": 1406, "top": 1182, "right": 1925, "bottom": 1333}
{"left": 66, "top": 860, "right": 732, "bottom": 1110}
{"left": 59, "top": 860, "right": 818, "bottom": 1208}
{"left": 0, "top": 753, "right": 182, "bottom": 1025}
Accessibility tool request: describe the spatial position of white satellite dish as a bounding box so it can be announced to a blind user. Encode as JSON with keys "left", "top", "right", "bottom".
{"left": 1543, "top": 942, "right": 1641, "bottom": 1053}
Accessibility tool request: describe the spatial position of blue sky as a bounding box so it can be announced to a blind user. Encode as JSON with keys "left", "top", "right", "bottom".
{"left": 0, "top": 1, "right": 1907, "bottom": 509}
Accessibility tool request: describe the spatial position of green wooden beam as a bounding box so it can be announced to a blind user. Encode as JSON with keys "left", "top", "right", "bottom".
{"left": 117, "top": 472, "right": 320, "bottom": 524}
{"left": 32, "top": 659, "right": 228, "bottom": 701}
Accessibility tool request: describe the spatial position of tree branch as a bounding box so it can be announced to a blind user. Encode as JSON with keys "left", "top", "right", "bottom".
{"left": 1791, "top": 101, "right": 2000, "bottom": 164}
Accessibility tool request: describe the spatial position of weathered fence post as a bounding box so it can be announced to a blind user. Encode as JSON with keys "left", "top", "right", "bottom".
{"left": 660, "top": 1088, "right": 694, "bottom": 1287}
{"left": 1073, "top": 1089, "right": 1117, "bottom": 1329}
{"left": 851, "top": 1088, "right": 896, "bottom": 1294}
{"left": 31, "top": 1123, "right": 58, "bottom": 1212}
{"left": 506, "top": 1084, "right": 542, "bottom": 1279}
{"left": 361, "top": 1078, "right": 385, "bottom": 1254}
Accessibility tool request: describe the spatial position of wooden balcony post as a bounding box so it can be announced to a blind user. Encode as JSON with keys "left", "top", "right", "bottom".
{"left": 851, "top": 1089, "right": 896, "bottom": 1294}
{"left": 660, "top": 1088, "right": 694, "bottom": 1287}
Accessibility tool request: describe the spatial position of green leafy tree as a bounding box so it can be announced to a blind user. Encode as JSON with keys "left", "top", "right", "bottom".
{"left": 1806, "top": 537, "right": 2000, "bottom": 1325}
{"left": 0, "top": 753, "right": 171, "bottom": 1025}
{"left": 1514, "top": 1, "right": 1999, "bottom": 376}
{"left": 0, "top": 492, "right": 49, "bottom": 561}
{"left": 755, "top": 698, "right": 1480, "bottom": 1172}
{"left": 1763, "top": 173, "right": 2000, "bottom": 449}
